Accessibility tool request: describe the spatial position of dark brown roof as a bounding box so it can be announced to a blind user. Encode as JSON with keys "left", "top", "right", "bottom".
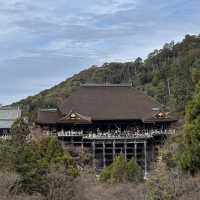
{"left": 37, "top": 85, "right": 177, "bottom": 124}
{"left": 37, "top": 109, "right": 62, "bottom": 124}
{"left": 37, "top": 109, "right": 92, "bottom": 125}
{"left": 59, "top": 85, "right": 163, "bottom": 121}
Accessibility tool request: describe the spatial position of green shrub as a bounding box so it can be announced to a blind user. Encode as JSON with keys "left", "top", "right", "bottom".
{"left": 99, "top": 165, "right": 112, "bottom": 183}
{"left": 127, "top": 159, "right": 143, "bottom": 182}
{"left": 177, "top": 82, "right": 200, "bottom": 175}
{"left": 99, "top": 154, "right": 142, "bottom": 184}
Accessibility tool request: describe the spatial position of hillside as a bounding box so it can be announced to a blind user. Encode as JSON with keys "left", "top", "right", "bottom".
{"left": 14, "top": 34, "right": 200, "bottom": 120}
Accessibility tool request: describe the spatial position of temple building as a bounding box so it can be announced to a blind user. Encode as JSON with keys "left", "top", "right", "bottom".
{"left": 37, "top": 84, "right": 177, "bottom": 176}
{"left": 0, "top": 106, "right": 21, "bottom": 139}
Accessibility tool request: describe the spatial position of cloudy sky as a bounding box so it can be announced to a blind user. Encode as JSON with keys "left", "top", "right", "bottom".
{"left": 0, "top": 0, "right": 200, "bottom": 105}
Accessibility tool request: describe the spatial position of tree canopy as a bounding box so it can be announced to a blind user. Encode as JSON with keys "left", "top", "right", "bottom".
{"left": 177, "top": 81, "right": 200, "bottom": 174}
{"left": 0, "top": 119, "right": 79, "bottom": 194}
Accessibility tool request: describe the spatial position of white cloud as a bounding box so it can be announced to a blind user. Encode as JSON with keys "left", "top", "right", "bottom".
{"left": 0, "top": 0, "right": 200, "bottom": 104}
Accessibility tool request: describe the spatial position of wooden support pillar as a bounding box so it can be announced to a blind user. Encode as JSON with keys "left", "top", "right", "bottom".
{"left": 60, "top": 128, "right": 64, "bottom": 147}
{"left": 113, "top": 140, "right": 116, "bottom": 160}
{"left": 151, "top": 143, "right": 154, "bottom": 161}
{"left": 124, "top": 141, "right": 127, "bottom": 160}
{"left": 92, "top": 141, "right": 96, "bottom": 169}
{"left": 144, "top": 140, "right": 148, "bottom": 179}
{"left": 134, "top": 142, "right": 137, "bottom": 161}
{"left": 61, "top": 136, "right": 65, "bottom": 149}
{"left": 103, "top": 141, "right": 106, "bottom": 168}
{"left": 81, "top": 140, "right": 84, "bottom": 153}
{"left": 71, "top": 136, "right": 74, "bottom": 146}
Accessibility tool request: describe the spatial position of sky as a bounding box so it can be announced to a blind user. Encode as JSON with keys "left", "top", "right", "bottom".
{"left": 0, "top": 0, "right": 200, "bottom": 105}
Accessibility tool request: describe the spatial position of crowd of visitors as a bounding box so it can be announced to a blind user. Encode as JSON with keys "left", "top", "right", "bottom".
{"left": 55, "top": 127, "right": 174, "bottom": 139}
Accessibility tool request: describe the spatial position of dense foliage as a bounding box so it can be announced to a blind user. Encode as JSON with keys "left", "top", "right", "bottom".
{"left": 145, "top": 80, "right": 200, "bottom": 199}
{"left": 99, "top": 154, "right": 142, "bottom": 183}
{"left": 0, "top": 119, "right": 79, "bottom": 195}
{"left": 177, "top": 81, "right": 200, "bottom": 175}
{"left": 146, "top": 161, "right": 176, "bottom": 200}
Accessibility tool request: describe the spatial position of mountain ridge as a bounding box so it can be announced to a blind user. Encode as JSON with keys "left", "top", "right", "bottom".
{"left": 13, "top": 34, "right": 200, "bottom": 120}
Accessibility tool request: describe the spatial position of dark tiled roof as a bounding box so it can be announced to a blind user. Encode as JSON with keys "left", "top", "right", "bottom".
{"left": 37, "top": 85, "right": 177, "bottom": 124}
{"left": 58, "top": 85, "right": 162, "bottom": 121}
{"left": 37, "top": 109, "right": 62, "bottom": 124}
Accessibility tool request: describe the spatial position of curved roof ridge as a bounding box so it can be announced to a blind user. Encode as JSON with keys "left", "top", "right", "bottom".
{"left": 81, "top": 83, "right": 133, "bottom": 87}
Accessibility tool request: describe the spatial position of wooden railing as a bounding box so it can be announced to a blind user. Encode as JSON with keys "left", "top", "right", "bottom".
{"left": 48, "top": 129, "right": 176, "bottom": 139}
{"left": 83, "top": 129, "right": 175, "bottom": 139}
{"left": 57, "top": 130, "right": 83, "bottom": 137}
{"left": 0, "top": 135, "right": 11, "bottom": 140}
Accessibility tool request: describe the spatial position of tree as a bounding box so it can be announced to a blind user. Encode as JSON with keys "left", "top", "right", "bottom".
{"left": 0, "top": 119, "right": 79, "bottom": 195}
{"left": 10, "top": 118, "right": 30, "bottom": 147}
{"left": 177, "top": 81, "right": 200, "bottom": 175}
{"left": 126, "top": 159, "right": 143, "bottom": 182}
{"left": 99, "top": 154, "right": 142, "bottom": 183}
{"left": 14, "top": 137, "right": 79, "bottom": 194}
{"left": 171, "top": 64, "right": 194, "bottom": 113}
{"left": 192, "top": 68, "right": 200, "bottom": 83}
{"left": 46, "top": 165, "right": 76, "bottom": 200}
{"left": 146, "top": 161, "right": 175, "bottom": 200}
{"left": 0, "top": 140, "right": 15, "bottom": 170}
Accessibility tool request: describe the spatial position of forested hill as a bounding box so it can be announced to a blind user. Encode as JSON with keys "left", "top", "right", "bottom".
{"left": 14, "top": 34, "right": 200, "bottom": 120}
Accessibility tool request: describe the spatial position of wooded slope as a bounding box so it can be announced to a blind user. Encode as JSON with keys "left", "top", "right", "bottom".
{"left": 14, "top": 34, "right": 200, "bottom": 119}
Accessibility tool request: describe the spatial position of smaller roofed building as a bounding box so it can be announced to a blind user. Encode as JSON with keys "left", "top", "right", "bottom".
{"left": 0, "top": 106, "right": 21, "bottom": 137}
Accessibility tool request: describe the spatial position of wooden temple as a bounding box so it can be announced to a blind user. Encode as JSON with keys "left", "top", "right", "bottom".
{"left": 37, "top": 84, "right": 177, "bottom": 177}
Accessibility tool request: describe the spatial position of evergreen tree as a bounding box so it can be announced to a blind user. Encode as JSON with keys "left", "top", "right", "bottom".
{"left": 0, "top": 118, "right": 79, "bottom": 194}
{"left": 177, "top": 81, "right": 200, "bottom": 174}
{"left": 146, "top": 160, "right": 175, "bottom": 200}
{"left": 10, "top": 118, "right": 30, "bottom": 147}
{"left": 99, "top": 154, "right": 142, "bottom": 183}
